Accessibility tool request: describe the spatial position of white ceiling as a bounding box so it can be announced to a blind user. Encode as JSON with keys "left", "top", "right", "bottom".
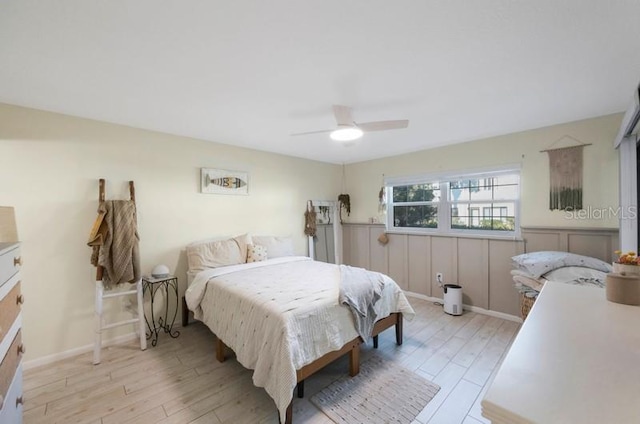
{"left": 1, "top": 1, "right": 639, "bottom": 164}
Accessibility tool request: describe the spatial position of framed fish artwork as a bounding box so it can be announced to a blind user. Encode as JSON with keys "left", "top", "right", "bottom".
{"left": 201, "top": 168, "right": 249, "bottom": 195}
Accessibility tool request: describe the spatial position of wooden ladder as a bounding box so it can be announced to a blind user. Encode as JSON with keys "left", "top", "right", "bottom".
{"left": 93, "top": 179, "right": 146, "bottom": 365}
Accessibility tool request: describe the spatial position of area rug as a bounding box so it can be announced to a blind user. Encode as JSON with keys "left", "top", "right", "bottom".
{"left": 310, "top": 355, "right": 440, "bottom": 423}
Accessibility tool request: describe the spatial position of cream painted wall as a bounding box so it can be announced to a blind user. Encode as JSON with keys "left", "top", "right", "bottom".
{"left": 0, "top": 103, "right": 622, "bottom": 362}
{"left": 0, "top": 103, "right": 341, "bottom": 362}
{"left": 344, "top": 114, "right": 621, "bottom": 228}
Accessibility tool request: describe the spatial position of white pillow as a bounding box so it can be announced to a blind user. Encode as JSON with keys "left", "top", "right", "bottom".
{"left": 542, "top": 266, "right": 608, "bottom": 283}
{"left": 511, "top": 251, "right": 612, "bottom": 278}
{"left": 252, "top": 235, "right": 294, "bottom": 258}
{"left": 247, "top": 244, "right": 268, "bottom": 263}
{"left": 186, "top": 233, "right": 252, "bottom": 271}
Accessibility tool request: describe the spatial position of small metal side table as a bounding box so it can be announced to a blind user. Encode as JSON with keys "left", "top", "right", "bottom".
{"left": 142, "top": 274, "right": 180, "bottom": 346}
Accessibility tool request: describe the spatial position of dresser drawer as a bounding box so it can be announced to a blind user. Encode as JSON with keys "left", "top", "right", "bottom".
{"left": 0, "top": 281, "right": 21, "bottom": 343}
{"left": 0, "top": 245, "right": 20, "bottom": 288}
{"left": 0, "top": 330, "right": 23, "bottom": 410}
{"left": 0, "top": 364, "right": 22, "bottom": 424}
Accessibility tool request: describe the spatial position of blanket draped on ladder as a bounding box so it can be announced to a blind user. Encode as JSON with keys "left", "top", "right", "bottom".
{"left": 89, "top": 200, "right": 140, "bottom": 288}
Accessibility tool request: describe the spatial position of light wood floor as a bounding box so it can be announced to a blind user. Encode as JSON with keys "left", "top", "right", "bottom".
{"left": 23, "top": 298, "right": 520, "bottom": 424}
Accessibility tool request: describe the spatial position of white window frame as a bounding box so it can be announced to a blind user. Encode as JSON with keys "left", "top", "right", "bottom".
{"left": 388, "top": 182, "right": 441, "bottom": 230}
{"left": 385, "top": 165, "right": 521, "bottom": 239}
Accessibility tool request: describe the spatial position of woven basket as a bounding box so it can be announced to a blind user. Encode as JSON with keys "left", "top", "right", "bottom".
{"left": 520, "top": 293, "right": 536, "bottom": 320}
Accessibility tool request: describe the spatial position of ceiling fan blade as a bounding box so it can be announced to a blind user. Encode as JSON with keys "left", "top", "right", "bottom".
{"left": 290, "top": 129, "right": 333, "bottom": 136}
{"left": 333, "top": 105, "right": 354, "bottom": 126}
{"left": 357, "top": 120, "right": 409, "bottom": 132}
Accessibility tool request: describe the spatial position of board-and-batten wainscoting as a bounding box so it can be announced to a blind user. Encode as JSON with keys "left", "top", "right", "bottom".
{"left": 520, "top": 226, "right": 619, "bottom": 264}
{"left": 341, "top": 224, "right": 619, "bottom": 318}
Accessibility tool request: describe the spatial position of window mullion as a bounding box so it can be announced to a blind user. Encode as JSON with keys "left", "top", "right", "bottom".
{"left": 440, "top": 181, "right": 449, "bottom": 233}
{"left": 386, "top": 187, "right": 393, "bottom": 229}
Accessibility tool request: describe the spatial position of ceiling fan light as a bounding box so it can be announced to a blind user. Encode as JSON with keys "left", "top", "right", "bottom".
{"left": 330, "top": 127, "right": 363, "bottom": 142}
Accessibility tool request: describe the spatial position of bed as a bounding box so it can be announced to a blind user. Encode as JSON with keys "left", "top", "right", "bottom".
{"left": 183, "top": 234, "right": 415, "bottom": 423}
{"left": 510, "top": 251, "right": 612, "bottom": 319}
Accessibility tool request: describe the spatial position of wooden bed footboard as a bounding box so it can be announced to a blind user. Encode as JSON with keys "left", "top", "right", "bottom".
{"left": 214, "top": 312, "right": 404, "bottom": 424}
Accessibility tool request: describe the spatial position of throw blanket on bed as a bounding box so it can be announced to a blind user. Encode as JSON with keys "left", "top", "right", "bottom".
{"left": 96, "top": 200, "right": 140, "bottom": 288}
{"left": 339, "top": 265, "right": 385, "bottom": 341}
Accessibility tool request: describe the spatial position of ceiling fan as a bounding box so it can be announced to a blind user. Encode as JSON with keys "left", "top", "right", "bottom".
{"left": 291, "top": 105, "right": 409, "bottom": 142}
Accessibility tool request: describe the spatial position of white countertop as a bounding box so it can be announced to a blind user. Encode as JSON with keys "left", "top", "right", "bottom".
{"left": 482, "top": 282, "right": 640, "bottom": 424}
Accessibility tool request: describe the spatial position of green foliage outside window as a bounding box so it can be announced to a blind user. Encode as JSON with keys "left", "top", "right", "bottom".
{"left": 392, "top": 184, "right": 439, "bottom": 228}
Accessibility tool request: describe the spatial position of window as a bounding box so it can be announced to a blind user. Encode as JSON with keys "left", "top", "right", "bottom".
{"left": 469, "top": 207, "right": 480, "bottom": 227}
{"left": 386, "top": 167, "right": 520, "bottom": 237}
{"left": 391, "top": 183, "right": 440, "bottom": 228}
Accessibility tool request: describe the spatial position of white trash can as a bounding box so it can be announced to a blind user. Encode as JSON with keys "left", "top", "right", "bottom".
{"left": 443, "top": 284, "right": 463, "bottom": 316}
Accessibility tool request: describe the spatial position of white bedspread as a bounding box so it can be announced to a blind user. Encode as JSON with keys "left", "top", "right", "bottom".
{"left": 184, "top": 256, "right": 415, "bottom": 422}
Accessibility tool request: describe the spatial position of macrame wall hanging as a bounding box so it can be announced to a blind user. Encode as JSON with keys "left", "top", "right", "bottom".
{"left": 541, "top": 136, "right": 591, "bottom": 211}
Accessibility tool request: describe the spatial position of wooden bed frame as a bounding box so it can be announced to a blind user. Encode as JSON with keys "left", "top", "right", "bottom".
{"left": 212, "top": 311, "right": 404, "bottom": 424}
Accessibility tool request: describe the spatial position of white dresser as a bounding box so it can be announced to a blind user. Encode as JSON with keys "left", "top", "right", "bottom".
{"left": 482, "top": 282, "right": 640, "bottom": 423}
{"left": 0, "top": 242, "right": 24, "bottom": 424}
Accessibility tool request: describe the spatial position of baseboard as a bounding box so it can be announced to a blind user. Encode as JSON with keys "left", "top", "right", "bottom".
{"left": 404, "top": 291, "right": 523, "bottom": 324}
{"left": 24, "top": 332, "right": 139, "bottom": 371}
{"left": 24, "top": 320, "right": 190, "bottom": 370}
